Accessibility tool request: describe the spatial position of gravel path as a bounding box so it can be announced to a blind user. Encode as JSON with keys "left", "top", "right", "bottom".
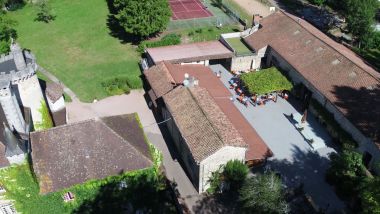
{"left": 232, "top": 0, "right": 273, "bottom": 17}
{"left": 37, "top": 65, "right": 79, "bottom": 102}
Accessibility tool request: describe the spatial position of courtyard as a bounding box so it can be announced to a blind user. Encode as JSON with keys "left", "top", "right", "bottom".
{"left": 210, "top": 64, "right": 346, "bottom": 212}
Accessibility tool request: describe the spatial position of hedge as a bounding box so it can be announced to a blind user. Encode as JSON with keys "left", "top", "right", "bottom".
{"left": 310, "top": 99, "right": 357, "bottom": 149}
{"left": 101, "top": 76, "right": 143, "bottom": 96}
{"left": 137, "top": 33, "right": 181, "bottom": 53}
{"left": 240, "top": 67, "right": 293, "bottom": 95}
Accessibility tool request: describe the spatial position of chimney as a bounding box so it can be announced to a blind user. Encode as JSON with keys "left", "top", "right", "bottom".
{"left": 10, "top": 42, "right": 26, "bottom": 71}
{"left": 252, "top": 14, "right": 262, "bottom": 27}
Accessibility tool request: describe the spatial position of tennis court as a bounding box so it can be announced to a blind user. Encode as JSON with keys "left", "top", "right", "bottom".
{"left": 169, "top": 0, "right": 213, "bottom": 20}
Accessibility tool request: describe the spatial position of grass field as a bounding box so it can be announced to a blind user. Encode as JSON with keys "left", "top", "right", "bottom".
{"left": 225, "top": 37, "right": 252, "bottom": 55}
{"left": 9, "top": 0, "right": 141, "bottom": 102}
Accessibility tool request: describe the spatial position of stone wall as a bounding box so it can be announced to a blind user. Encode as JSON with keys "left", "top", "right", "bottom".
{"left": 162, "top": 107, "right": 200, "bottom": 190}
{"left": 199, "top": 146, "right": 246, "bottom": 193}
{"left": 17, "top": 75, "right": 45, "bottom": 125}
{"left": 231, "top": 55, "right": 255, "bottom": 71}
{"left": 47, "top": 96, "right": 65, "bottom": 112}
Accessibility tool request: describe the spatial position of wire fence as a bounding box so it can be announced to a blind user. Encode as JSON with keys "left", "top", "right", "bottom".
{"left": 167, "top": 16, "right": 237, "bottom": 31}
{"left": 167, "top": 0, "right": 240, "bottom": 31}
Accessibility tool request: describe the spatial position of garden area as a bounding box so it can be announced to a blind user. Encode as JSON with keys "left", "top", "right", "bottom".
{"left": 240, "top": 67, "right": 293, "bottom": 95}
{"left": 7, "top": 0, "right": 142, "bottom": 102}
{"left": 0, "top": 163, "right": 176, "bottom": 214}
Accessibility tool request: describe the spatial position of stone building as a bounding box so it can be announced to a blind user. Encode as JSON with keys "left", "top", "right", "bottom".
{"left": 30, "top": 114, "right": 152, "bottom": 194}
{"left": 243, "top": 11, "right": 380, "bottom": 170}
{"left": 0, "top": 42, "right": 57, "bottom": 166}
{"left": 144, "top": 62, "right": 272, "bottom": 192}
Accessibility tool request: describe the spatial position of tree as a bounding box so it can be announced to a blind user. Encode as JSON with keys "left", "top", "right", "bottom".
{"left": 114, "top": 0, "right": 171, "bottom": 38}
{"left": 359, "top": 177, "right": 380, "bottom": 214}
{"left": 0, "top": 12, "right": 17, "bottom": 54}
{"left": 35, "top": 0, "right": 55, "bottom": 23}
{"left": 239, "top": 172, "right": 288, "bottom": 214}
{"left": 308, "top": 0, "right": 325, "bottom": 6}
{"left": 326, "top": 150, "right": 366, "bottom": 197}
{"left": 344, "top": 0, "right": 378, "bottom": 46}
{"left": 223, "top": 160, "right": 249, "bottom": 188}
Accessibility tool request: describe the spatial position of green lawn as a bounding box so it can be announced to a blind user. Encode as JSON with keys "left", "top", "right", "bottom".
{"left": 181, "top": 26, "right": 241, "bottom": 42}
{"left": 9, "top": 0, "right": 141, "bottom": 102}
{"left": 225, "top": 37, "right": 252, "bottom": 55}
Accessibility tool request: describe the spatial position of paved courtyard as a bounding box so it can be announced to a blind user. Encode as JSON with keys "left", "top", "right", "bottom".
{"left": 210, "top": 64, "right": 345, "bottom": 212}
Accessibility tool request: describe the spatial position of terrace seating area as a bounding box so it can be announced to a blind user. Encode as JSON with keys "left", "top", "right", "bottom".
{"left": 210, "top": 64, "right": 344, "bottom": 211}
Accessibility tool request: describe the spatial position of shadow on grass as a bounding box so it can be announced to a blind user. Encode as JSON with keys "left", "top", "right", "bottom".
{"left": 104, "top": 0, "right": 141, "bottom": 44}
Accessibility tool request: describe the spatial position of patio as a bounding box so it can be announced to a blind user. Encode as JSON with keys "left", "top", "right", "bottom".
{"left": 209, "top": 64, "right": 345, "bottom": 212}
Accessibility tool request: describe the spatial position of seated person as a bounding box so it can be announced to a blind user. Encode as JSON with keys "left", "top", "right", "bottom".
{"left": 268, "top": 94, "right": 274, "bottom": 101}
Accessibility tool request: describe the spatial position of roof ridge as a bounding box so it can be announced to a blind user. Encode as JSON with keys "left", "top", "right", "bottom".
{"left": 98, "top": 118, "right": 153, "bottom": 164}
{"left": 186, "top": 87, "right": 227, "bottom": 149}
{"left": 280, "top": 10, "right": 380, "bottom": 81}
{"left": 31, "top": 118, "right": 96, "bottom": 134}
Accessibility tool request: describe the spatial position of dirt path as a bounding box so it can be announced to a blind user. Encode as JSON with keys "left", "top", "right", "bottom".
{"left": 232, "top": 0, "right": 273, "bottom": 17}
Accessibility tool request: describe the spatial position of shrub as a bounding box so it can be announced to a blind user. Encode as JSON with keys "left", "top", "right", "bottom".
{"left": 126, "top": 76, "right": 143, "bottom": 89}
{"left": 207, "top": 160, "right": 249, "bottom": 194}
{"left": 326, "top": 150, "right": 366, "bottom": 198}
{"left": 101, "top": 77, "right": 131, "bottom": 96}
{"left": 35, "top": 0, "right": 55, "bottom": 23}
{"left": 34, "top": 100, "right": 53, "bottom": 130}
{"left": 239, "top": 172, "right": 288, "bottom": 214}
{"left": 310, "top": 99, "right": 358, "bottom": 149}
{"left": 137, "top": 33, "right": 181, "bottom": 53}
{"left": 223, "top": 160, "right": 248, "bottom": 188}
{"left": 195, "top": 28, "right": 203, "bottom": 33}
{"left": 101, "top": 76, "right": 143, "bottom": 95}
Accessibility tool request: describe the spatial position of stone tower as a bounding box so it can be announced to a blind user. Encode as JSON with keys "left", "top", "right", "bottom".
{"left": 10, "top": 42, "right": 26, "bottom": 71}
{"left": 0, "top": 81, "right": 26, "bottom": 134}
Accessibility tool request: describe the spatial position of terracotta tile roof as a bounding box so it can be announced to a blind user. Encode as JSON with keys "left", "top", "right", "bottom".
{"left": 30, "top": 114, "right": 152, "bottom": 194}
{"left": 46, "top": 82, "right": 63, "bottom": 103}
{"left": 51, "top": 108, "right": 66, "bottom": 126}
{"left": 163, "top": 86, "right": 246, "bottom": 162}
{"left": 146, "top": 41, "right": 234, "bottom": 64}
{"left": 244, "top": 11, "right": 380, "bottom": 146}
{"left": 163, "top": 62, "right": 272, "bottom": 160}
{"left": 144, "top": 62, "right": 175, "bottom": 98}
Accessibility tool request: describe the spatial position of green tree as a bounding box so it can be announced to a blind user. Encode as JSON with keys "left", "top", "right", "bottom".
{"left": 359, "top": 177, "right": 380, "bottom": 214}
{"left": 308, "top": 0, "right": 325, "bottom": 6}
{"left": 223, "top": 159, "right": 249, "bottom": 188}
{"left": 239, "top": 172, "right": 288, "bottom": 214}
{"left": 114, "top": 0, "right": 171, "bottom": 38}
{"left": 344, "top": 0, "right": 378, "bottom": 46}
{"left": 35, "top": 0, "right": 55, "bottom": 23}
{"left": 326, "top": 150, "right": 366, "bottom": 197}
{"left": 0, "top": 12, "right": 17, "bottom": 54}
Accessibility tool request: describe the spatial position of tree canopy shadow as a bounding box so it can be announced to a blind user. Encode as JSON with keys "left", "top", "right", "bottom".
{"left": 267, "top": 145, "right": 346, "bottom": 213}
{"left": 104, "top": 0, "right": 141, "bottom": 44}
{"left": 331, "top": 85, "right": 380, "bottom": 146}
{"left": 72, "top": 172, "right": 177, "bottom": 214}
{"left": 192, "top": 192, "right": 240, "bottom": 214}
